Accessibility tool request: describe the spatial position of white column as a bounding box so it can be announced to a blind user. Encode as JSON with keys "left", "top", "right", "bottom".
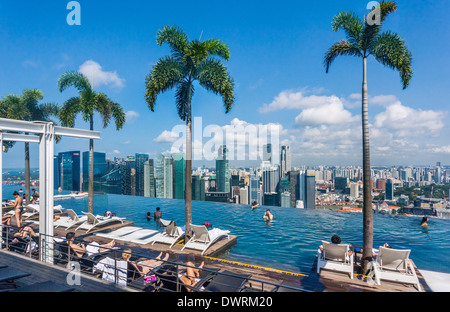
{"left": 39, "top": 123, "right": 54, "bottom": 264}
{"left": 0, "top": 133, "right": 3, "bottom": 248}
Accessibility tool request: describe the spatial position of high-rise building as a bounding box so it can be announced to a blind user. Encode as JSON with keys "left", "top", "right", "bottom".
{"left": 192, "top": 175, "right": 201, "bottom": 201}
{"left": 262, "top": 162, "right": 279, "bottom": 194}
{"left": 155, "top": 154, "right": 173, "bottom": 198}
{"left": 57, "top": 151, "right": 81, "bottom": 192}
{"left": 334, "top": 177, "right": 348, "bottom": 191}
{"left": 350, "top": 183, "right": 359, "bottom": 199}
{"left": 305, "top": 170, "right": 316, "bottom": 209}
{"left": 82, "top": 151, "right": 107, "bottom": 192}
{"left": 121, "top": 157, "right": 135, "bottom": 195}
{"left": 143, "top": 159, "right": 155, "bottom": 197}
{"left": 385, "top": 179, "right": 394, "bottom": 200}
{"left": 239, "top": 186, "right": 249, "bottom": 205}
{"left": 263, "top": 144, "right": 272, "bottom": 164}
{"left": 216, "top": 145, "right": 230, "bottom": 195}
{"left": 288, "top": 171, "right": 299, "bottom": 208}
{"left": 280, "top": 145, "right": 291, "bottom": 179}
{"left": 173, "top": 153, "right": 185, "bottom": 199}
{"left": 248, "top": 176, "right": 262, "bottom": 205}
{"left": 134, "top": 153, "right": 149, "bottom": 196}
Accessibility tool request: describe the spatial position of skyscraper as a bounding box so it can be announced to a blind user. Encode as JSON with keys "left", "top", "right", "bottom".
{"left": 263, "top": 143, "right": 272, "bottom": 164}
{"left": 143, "top": 159, "right": 155, "bottom": 197}
{"left": 305, "top": 170, "right": 316, "bottom": 209}
{"left": 173, "top": 153, "right": 185, "bottom": 199}
{"left": 82, "top": 151, "right": 107, "bottom": 192}
{"left": 385, "top": 178, "right": 394, "bottom": 200}
{"left": 248, "top": 176, "right": 262, "bottom": 205}
{"left": 135, "top": 153, "right": 149, "bottom": 196}
{"left": 121, "top": 156, "right": 135, "bottom": 195}
{"left": 280, "top": 145, "right": 291, "bottom": 179}
{"left": 216, "top": 145, "right": 230, "bottom": 194}
{"left": 57, "top": 151, "right": 81, "bottom": 192}
{"left": 155, "top": 154, "right": 173, "bottom": 198}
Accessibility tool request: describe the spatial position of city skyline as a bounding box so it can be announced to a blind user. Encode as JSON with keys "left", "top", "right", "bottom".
{"left": 1, "top": 1, "right": 449, "bottom": 169}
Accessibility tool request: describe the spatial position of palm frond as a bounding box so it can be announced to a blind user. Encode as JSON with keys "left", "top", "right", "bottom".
{"left": 196, "top": 59, "right": 235, "bottom": 113}
{"left": 332, "top": 11, "right": 364, "bottom": 47}
{"left": 202, "top": 38, "right": 230, "bottom": 61}
{"left": 156, "top": 25, "right": 189, "bottom": 61}
{"left": 145, "top": 56, "right": 184, "bottom": 110}
{"left": 175, "top": 80, "right": 194, "bottom": 121}
{"left": 370, "top": 31, "right": 413, "bottom": 89}
{"left": 324, "top": 40, "right": 363, "bottom": 73}
{"left": 59, "top": 97, "right": 81, "bottom": 128}
{"left": 58, "top": 71, "right": 92, "bottom": 93}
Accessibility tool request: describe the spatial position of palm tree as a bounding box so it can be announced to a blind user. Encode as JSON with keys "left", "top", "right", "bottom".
{"left": 1, "top": 90, "right": 59, "bottom": 204}
{"left": 58, "top": 71, "right": 126, "bottom": 214}
{"left": 145, "top": 25, "right": 235, "bottom": 237}
{"left": 324, "top": 1, "right": 412, "bottom": 273}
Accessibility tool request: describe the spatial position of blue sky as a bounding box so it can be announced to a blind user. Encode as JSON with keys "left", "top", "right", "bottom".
{"left": 0, "top": 0, "right": 449, "bottom": 168}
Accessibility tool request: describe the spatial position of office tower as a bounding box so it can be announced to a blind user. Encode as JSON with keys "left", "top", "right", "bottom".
{"left": 231, "top": 174, "right": 240, "bottom": 187}
{"left": 280, "top": 191, "right": 291, "bottom": 207}
{"left": 262, "top": 165, "right": 279, "bottom": 193}
{"left": 143, "top": 159, "right": 155, "bottom": 197}
{"left": 385, "top": 179, "right": 394, "bottom": 200}
{"left": 263, "top": 193, "right": 279, "bottom": 206}
{"left": 334, "top": 177, "right": 348, "bottom": 191}
{"left": 173, "top": 153, "right": 185, "bottom": 199}
{"left": 239, "top": 186, "right": 249, "bottom": 205}
{"left": 121, "top": 157, "right": 135, "bottom": 195}
{"left": 134, "top": 153, "right": 149, "bottom": 196}
{"left": 288, "top": 171, "right": 299, "bottom": 208}
{"left": 82, "top": 151, "right": 107, "bottom": 192}
{"left": 435, "top": 166, "right": 442, "bottom": 184}
{"left": 130, "top": 168, "right": 136, "bottom": 196}
{"left": 192, "top": 175, "right": 201, "bottom": 201}
{"left": 155, "top": 154, "right": 173, "bottom": 198}
{"left": 57, "top": 151, "right": 81, "bottom": 192}
{"left": 305, "top": 170, "right": 316, "bottom": 209}
{"left": 102, "top": 167, "right": 122, "bottom": 194}
{"left": 280, "top": 145, "right": 291, "bottom": 179}
{"left": 248, "top": 176, "right": 262, "bottom": 205}
{"left": 350, "top": 183, "right": 359, "bottom": 199}
{"left": 263, "top": 143, "right": 272, "bottom": 164}
{"left": 376, "top": 179, "right": 386, "bottom": 191}
{"left": 216, "top": 145, "right": 230, "bottom": 194}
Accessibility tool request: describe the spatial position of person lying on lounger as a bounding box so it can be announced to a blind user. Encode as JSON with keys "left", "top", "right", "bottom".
{"left": 14, "top": 226, "right": 39, "bottom": 238}
{"left": 65, "top": 232, "right": 115, "bottom": 258}
{"left": 179, "top": 259, "right": 205, "bottom": 291}
{"left": 123, "top": 250, "right": 170, "bottom": 276}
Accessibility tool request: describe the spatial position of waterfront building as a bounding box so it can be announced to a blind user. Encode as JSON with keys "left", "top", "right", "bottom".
{"left": 385, "top": 178, "right": 394, "bottom": 200}
{"left": 155, "top": 154, "right": 174, "bottom": 198}
{"left": 57, "top": 151, "right": 81, "bottom": 192}
{"left": 134, "top": 153, "right": 149, "bottom": 196}
{"left": 121, "top": 157, "right": 135, "bottom": 195}
{"left": 82, "top": 151, "right": 107, "bottom": 192}
{"left": 216, "top": 145, "right": 230, "bottom": 195}
{"left": 280, "top": 145, "right": 291, "bottom": 179}
{"left": 173, "top": 153, "right": 185, "bottom": 199}
{"left": 143, "top": 159, "right": 155, "bottom": 197}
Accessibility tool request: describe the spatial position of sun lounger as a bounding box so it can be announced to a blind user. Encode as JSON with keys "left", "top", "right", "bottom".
{"left": 316, "top": 240, "right": 354, "bottom": 279}
{"left": 151, "top": 221, "right": 185, "bottom": 248}
{"left": 54, "top": 209, "right": 87, "bottom": 229}
{"left": 181, "top": 225, "right": 230, "bottom": 255}
{"left": 197, "top": 270, "right": 251, "bottom": 292}
{"left": 74, "top": 212, "right": 125, "bottom": 234}
{"left": 371, "top": 246, "right": 421, "bottom": 291}
{"left": 22, "top": 204, "right": 64, "bottom": 220}
{"left": 0, "top": 267, "right": 31, "bottom": 289}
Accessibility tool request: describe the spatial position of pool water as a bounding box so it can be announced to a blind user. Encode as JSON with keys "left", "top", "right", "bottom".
{"left": 52, "top": 193, "right": 450, "bottom": 275}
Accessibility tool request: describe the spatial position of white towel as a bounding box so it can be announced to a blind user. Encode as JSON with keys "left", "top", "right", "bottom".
{"left": 93, "top": 257, "right": 127, "bottom": 286}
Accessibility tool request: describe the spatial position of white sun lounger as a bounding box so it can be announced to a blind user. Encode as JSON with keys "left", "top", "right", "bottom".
{"left": 95, "top": 226, "right": 159, "bottom": 245}
{"left": 371, "top": 246, "right": 421, "bottom": 291}
{"left": 151, "top": 220, "right": 185, "bottom": 248}
{"left": 316, "top": 241, "right": 354, "bottom": 279}
{"left": 74, "top": 212, "right": 125, "bottom": 234}
{"left": 181, "top": 225, "right": 230, "bottom": 255}
{"left": 21, "top": 204, "right": 64, "bottom": 220}
{"left": 54, "top": 209, "right": 88, "bottom": 229}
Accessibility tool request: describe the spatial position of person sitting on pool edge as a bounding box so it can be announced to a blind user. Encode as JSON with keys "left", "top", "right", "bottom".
{"left": 263, "top": 209, "right": 273, "bottom": 221}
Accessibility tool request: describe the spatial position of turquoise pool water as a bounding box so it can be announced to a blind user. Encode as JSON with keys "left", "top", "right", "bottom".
{"left": 49, "top": 193, "right": 450, "bottom": 275}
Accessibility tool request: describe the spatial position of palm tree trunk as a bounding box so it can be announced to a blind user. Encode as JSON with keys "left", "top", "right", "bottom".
{"left": 362, "top": 57, "right": 374, "bottom": 274}
{"left": 88, "top": 116, "right": 94, "bottom": 215}
{"left": 185, "top": 101, "right": 192, "bottom": 239}
{"left": 24, "top": 140, "right": 31, "bottom": 205}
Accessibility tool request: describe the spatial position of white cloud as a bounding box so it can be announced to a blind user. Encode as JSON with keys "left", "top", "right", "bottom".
{"left": 258, "top": 90, "right": 335, "bottom": 113}
{"left": 154, "top": 130, "right": 180, "bottom": 143}
{"left": 295, "top": 98, "right": 357, "bottom": 126}
{"left": 125, "top": 110, "right": 140, "bottom": 122}
{"left": 431, "top": 145, "right": 450, "bottom": 154}
{"left": 78, "top": 60, "right": 125, "bottom": 89}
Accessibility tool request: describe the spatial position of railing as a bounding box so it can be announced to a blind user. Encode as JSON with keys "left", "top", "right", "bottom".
{"left": 0, "top": 224, "right": 310, "bottom": 292}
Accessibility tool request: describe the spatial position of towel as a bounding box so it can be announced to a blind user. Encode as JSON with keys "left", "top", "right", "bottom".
{"left": 93, "top": 257, "right": 127, "bottom": 286}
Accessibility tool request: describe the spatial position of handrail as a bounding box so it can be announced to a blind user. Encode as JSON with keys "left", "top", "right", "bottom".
{"left": 0, "top": 223, "right": 310, "bottom": 292}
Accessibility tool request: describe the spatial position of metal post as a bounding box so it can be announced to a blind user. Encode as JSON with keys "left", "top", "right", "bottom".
{"left": 0, "top": 132, "right": 3, "bottom": 250}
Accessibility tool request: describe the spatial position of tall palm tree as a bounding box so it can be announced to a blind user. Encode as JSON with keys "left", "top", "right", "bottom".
{"left": 324, "top": 1, "right": 412, "bottom": 273}
{"left": 145, "top": 25, "right": 235, "bottom": 237}
{"left": 1, "top": 90, "right": 59, "bottom": 204}
{"left": 58, "top": 71, "right": 126, "bottom": 214}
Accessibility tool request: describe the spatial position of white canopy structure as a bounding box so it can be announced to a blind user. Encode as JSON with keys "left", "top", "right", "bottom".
{"left": 0, "top": 118, "right": 101, "bottom": 263}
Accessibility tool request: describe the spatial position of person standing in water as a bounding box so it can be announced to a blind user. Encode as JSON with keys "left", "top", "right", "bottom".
{"left": 420, "top": 216, "right": 429, "bottom": 227}
{"left": 263, "top": 209, "right": 273, "bottom": 221}
{"left": 251, "top": 201, "right": 259, "bottom": 209}
{"left": 154, "top": 207, "right": 162, "bottom": 219}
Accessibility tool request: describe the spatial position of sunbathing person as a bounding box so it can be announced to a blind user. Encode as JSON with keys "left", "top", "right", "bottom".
{"left": 14, "top": 226, "right": 39, "bottom": 238}
{"left": 2, "top": 214, "right": 12, "bottom": 226}
{"left": 124, "top": 251, "right": 170, "bottom": 276}
{"left": 65, "top": 232, "right": 115, "bottom": 258}
{"left": 179, "top": 260, "right": 205, "bottom": 291}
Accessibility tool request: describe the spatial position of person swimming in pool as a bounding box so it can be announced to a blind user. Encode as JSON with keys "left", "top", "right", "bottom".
{"left": 263, "top": 209, "right": 273, "bottom": 221}
{"left": 251, "top": 201, "right": 259, "bottom": 209}
{"left": 420, "top": 216, "right": 429, "bottom": 227}
{"left": 146, "top": 212, "right": 152, "bottom": 221}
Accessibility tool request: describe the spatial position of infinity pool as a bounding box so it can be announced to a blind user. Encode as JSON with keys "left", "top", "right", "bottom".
{"left": 53, "top": 193, "right": 450, "bottom": 275}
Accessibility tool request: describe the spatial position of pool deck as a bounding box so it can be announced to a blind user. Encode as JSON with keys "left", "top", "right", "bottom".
{"left": 7, "top": 215, "right": 437, "bottom": 292}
